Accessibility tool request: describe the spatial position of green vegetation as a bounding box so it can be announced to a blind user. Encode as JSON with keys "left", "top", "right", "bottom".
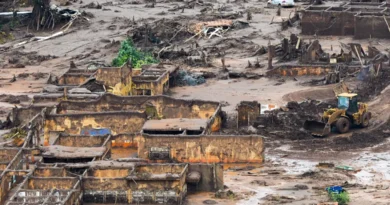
{"left": 112, "top": 38, "right": 158, "bottom": 68}
{"left": 4, "top": 128, "right": 27, "bottom": 139}
{"left": 329, "top": 191, "right": 350, "bottom": 205}
{"left": 0, "top": 33, "right": 14, "bottom": 44}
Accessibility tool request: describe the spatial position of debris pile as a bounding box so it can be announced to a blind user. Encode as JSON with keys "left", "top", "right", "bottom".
{"left": 4, "top": 127, "right": 27, "bottom": 146}
{"left": 175, "top": 70, "right": 206, "bottom": 86}
{"left": 2, "top": 50, "right": 57, "bottom": 68}
{"left": 254, "top": 100, "right": 335, "bottom": 140}
{"left": 357, "top": 66, "right": 390, "bottom": 101}
{"left": 131, "top": 17, "right": 192, "bottom": 47}
{"left": 0, "top": 94, "right": 29, "bottom": 104}
{"left": 30, "top": 1, "right": 80, "bottom": 30}
{"left": 345, "top": 118, "right": 390, "bottom": 147}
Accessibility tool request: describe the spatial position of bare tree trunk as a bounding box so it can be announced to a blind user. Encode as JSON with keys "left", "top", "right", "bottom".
{"left": 30, "top": 0, "right": 52, "bottom": 31}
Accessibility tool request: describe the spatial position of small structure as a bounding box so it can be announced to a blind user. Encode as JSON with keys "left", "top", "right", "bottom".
{"left": 58, "top": 69, "right": 96, "bottom": 86}
{"left": 237, "top": 101, "right": 261, "bottom": 128}
{"left": 132, "top": 69, "right": 169, "bottom": 96}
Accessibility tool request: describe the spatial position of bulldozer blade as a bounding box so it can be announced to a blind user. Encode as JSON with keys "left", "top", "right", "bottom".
{"left": 304, "top": 120, "right": 331, "bottom": 137}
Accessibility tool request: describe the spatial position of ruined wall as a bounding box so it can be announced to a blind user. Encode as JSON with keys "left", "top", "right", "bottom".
{"left": 0, "top": 171, "right": 29, "bottom": 204}
{"left": 54, "top": 134, "right": 108, "bottom": 147}
{"left": 82, "top": 176, "right": 186, "bottom": 204}
{"left": 33, "top": 168, "right": 68, "bottom": 177}
{"left": 58, "top": 74, "right": 91, "bottom": 85}
{"left": 83, "top": 178, "right": 129, "bottom": 190}
{"left": 88, "top": 169, "right": 130, "bottom": 178}
{"left": 0, "top": 149, "right": 20, "bottom": 166}
{"left": 82, "top": 178, "right": 129, "bottom": 204}
{"left": 132, "top": 72, "right": 169, "bottom": 96}
{"left": 301, "top": 10, "right": 355, "bottom": 36}
{"left": 27, "top": 177, "right": 78, "bottom": 189}
{"left": 57, "top": 94, "right": 158, "bottom": 113}
{"left": 267, "top": 65, "right": 333, "bottom": 76}
{"left": 95, "top": 67, "right": 132, "bottom": 88}
{"left": 187, "top": 164, "right": 224, "bottom": 192}
{"left": 64, "top": 190, "right": 82, "bottom": 205}
{"left": 112, "top": 134, "right": 140, "bottom": 148}
{"left": 56, "top": 94, "right": 220, "bottom": 120}
{"left": 355, "top": 15, "right": 390, "bottom": 39}
{"left": 32, "top": 94, "right": 101, "bottom": 105}
{"left": 44, "top": 111, "right": 146, "bottom": 140}
{"left": 0, "top": 164, "right": 6, "bottom": 171}
{"left": 11, "top": 106, "right": 45, "bottom": 127}
{"left": 134, "top": 164, "right": 186, "bottom": 174}
{"left": 4, "top": 150, "right": 23, "bottom": 170}
{"left": 237, "top": 101, "right": 260, "bottom": 128}
{"left": 139, "top": 135, "right": 265, "bottom": 163}
{"left": 160, "top": 97, "right": 219, "bottom": 119}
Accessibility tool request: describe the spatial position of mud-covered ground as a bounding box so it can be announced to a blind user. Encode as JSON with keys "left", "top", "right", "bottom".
{"left": 1, "top": 0, "right": 390, "bottom": 204}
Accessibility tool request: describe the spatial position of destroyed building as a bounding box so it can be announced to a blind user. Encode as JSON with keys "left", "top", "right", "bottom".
{"left": 302, "top": 2, "right": 390, "bottom": 38}
{"left": 0, "top": 90, "right": 264, "bottom": 204}
{"left": 53, "top": 63, "right": 176, "bottom": 96}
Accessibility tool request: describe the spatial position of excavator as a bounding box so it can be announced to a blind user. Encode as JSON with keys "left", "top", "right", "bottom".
{"left": 304, "top": 83, "right": 371, "bottom": 137}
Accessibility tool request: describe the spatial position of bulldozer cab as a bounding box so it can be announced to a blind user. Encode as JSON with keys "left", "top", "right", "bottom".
{"left": 337, "top": 93, "right": 358, "bottom": 114}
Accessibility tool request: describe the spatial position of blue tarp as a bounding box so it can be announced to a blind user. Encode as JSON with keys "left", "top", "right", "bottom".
{"left": 357, "top": 66, "right": 370, "bottom": 81}
{"left": 80, "top": 128, "right": 111, "bottom": 136}
{"left": 326, "top": 186, "right": 344, "bottom": 194}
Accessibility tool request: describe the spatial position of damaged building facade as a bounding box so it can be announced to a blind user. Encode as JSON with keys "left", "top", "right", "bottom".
{"left": 54, "top": 62, "right": 173, "bottom": 96}
{"left": 302, "top": 2, "right": 390, "bottom": 38}
{"left": 0, "top": 90, "right": 265, "bottom": 204}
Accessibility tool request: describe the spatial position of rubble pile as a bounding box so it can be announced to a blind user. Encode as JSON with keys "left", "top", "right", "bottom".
{"left": 347, "top": 118, "right": 390, "bottom": 146}
{"left": 1, "top": 50, "right": 57, "bottom": 68}
{"left": 255, "top": 100, "right": 336, "bottom": 140}
{"left": 30, "top": 1, "right": 81, "bottom": 30}
{"left": 357, "top": 67, "right": 390, "bottom": 101}
{"left": 175, "top": 70, "right": 206, "bottom": 86}
{"left": 0, "top": 94, "right": 29, "bottom": 104}
{"left": 131, "top": 17, "right": 193, "bottom": 47}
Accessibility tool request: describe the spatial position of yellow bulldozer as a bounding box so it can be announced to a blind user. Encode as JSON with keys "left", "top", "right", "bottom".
{"left": 304, "top": 84, "right": 371, "bottom": 137}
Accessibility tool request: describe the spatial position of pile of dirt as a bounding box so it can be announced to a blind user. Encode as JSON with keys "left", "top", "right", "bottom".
{"left": 72, "top": 12, "right": 93, "bottom": 29}
{"left": 254, "top": 100, "right": 336, "bottom": 140}
{"left": 345, "top": 118, "right": 390, "bottom": 147}
{"left": 301, "top": 170, "right": 353, "bottom": 181}
{"left": 0, "top": 94, "right": 29, "bottom": 104}
{"left": 17, "top": 72, "right": 48, "bottom": 80}
{"left": 285, "top": 117, "right": 390, "bottom": 151}
{"left": 81, "top": 2, "right": 102, "bottom": 9}
{"left": 357, "top": 67, "right": 390, "bottom": 101}
{"left": 196, "top": 11, "right": 243, "bottom": 21}
{"left": 3, "top": 50, "right": 57, "bottom": 68}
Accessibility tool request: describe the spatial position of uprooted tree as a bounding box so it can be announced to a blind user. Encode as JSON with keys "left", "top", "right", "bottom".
{"left": 30, "top": 0, "right": 55, "bottom": 30}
